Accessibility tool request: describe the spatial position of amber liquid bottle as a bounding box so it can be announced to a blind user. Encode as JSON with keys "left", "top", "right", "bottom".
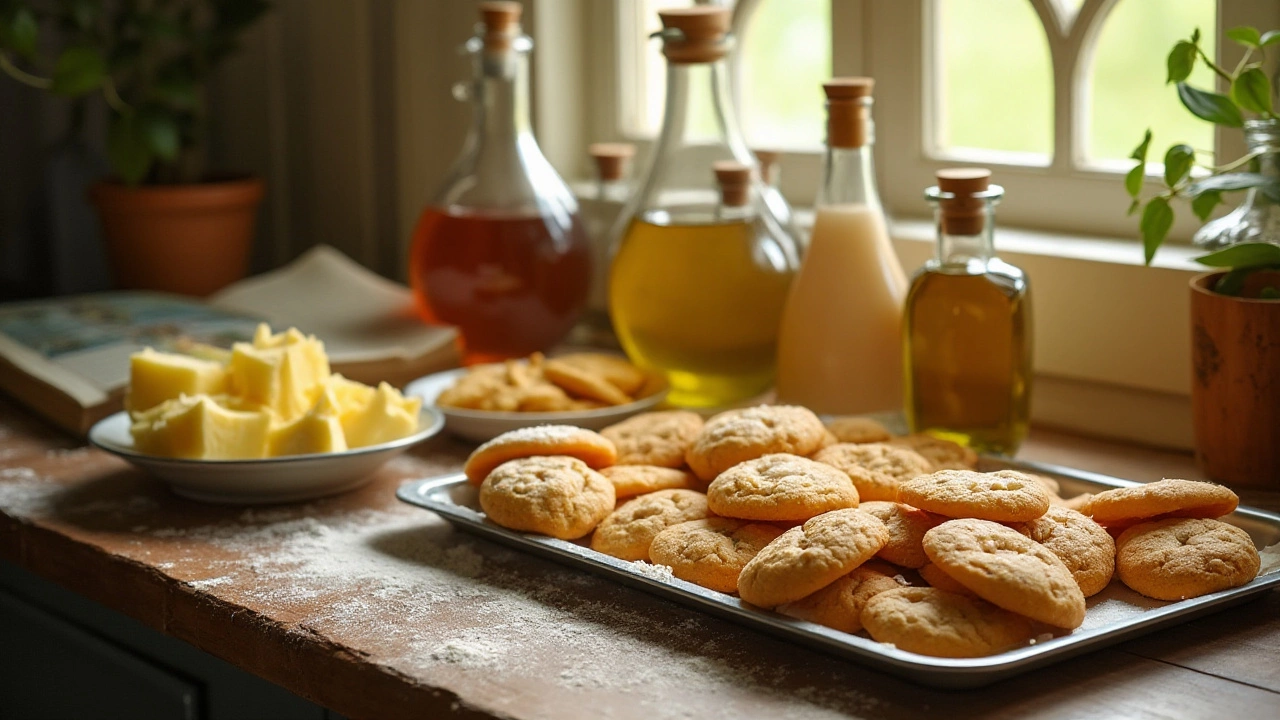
{"left": 903, "top": 169, "right": 1031, "bottom": 455}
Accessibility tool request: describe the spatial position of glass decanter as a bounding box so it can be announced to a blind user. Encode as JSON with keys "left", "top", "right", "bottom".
{"left": 408, "top": 1, "right": 590, "bottom": 364}
{"left": 1193, "top": 119, "right": 1280, "bottom": 250}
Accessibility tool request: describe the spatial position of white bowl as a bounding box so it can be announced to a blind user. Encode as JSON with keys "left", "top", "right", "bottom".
{"left": 88, "top": 407, "right": 444, "bottom": 504}
{"left": 405, "top": 367, "right": 668, "bottom": 443}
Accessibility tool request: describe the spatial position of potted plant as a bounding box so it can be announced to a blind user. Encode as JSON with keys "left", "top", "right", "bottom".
{"left": 1125, "top": 25, "right": 1279, "bottom": 487}
{"left": 0, "top": 0, "right": 271, "bottom": 297}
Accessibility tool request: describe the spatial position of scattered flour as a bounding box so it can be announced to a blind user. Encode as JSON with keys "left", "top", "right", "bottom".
{"left": 629, "top": 561, "right": 674, "bottom": 581}
{"left": 0, "top": 467, "right": 51, "bottom": 516}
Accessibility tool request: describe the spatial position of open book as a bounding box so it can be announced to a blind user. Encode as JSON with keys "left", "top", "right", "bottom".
{"left": 0, "top": 246, "right": 458, "bottom": 435}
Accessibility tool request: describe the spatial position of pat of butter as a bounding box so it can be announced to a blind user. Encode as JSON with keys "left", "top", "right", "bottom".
{"left": 342, "top": 382, "right": 421, "bottom": 448}
{"left": 127, "top": 348, "right": 228, "bottom": 415}
{"left": 130, "top": 395, "right": 271, "bottom": 459}
{"left": 229, "top": 325, "right": 330, "bottom": 424}
{"left": 268, "top": 389, "right": 348, "bottom": 456}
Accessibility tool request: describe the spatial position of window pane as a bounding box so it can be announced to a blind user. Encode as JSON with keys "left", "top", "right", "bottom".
{"left": 739, "top": 0, "right": 830, "bottom": 149}
{"left": 1086, "top": 0, "right": 1216, "bottom": 166}
{"left": 934, "top": 0, "right": 1054, "bottom": 163}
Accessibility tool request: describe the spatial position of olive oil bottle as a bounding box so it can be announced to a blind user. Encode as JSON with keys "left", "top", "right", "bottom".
{"left": 903, "top": 169, "right": 1031, "bottom": 455}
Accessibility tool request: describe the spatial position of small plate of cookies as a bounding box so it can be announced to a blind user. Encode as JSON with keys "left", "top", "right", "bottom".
{"left": 405, "top": 351, "right": 668, "bottom": 443}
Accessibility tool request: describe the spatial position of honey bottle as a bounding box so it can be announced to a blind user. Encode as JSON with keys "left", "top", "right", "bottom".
{"left": 903, "top": 169, "right": 1032, "bottom": 455}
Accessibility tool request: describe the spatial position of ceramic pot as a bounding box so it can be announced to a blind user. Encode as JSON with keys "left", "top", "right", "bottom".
{"left": 1190, "top": 271, "right": 1280, "bottom": 487}
{"left": 89, "top": 177, "right": 265, "bottom": 296}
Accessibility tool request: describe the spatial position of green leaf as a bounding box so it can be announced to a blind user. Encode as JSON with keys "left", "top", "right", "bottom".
{"left": 1188, "top": 172, "right": 1272, "bottom": 195}
{"left": 1163, "top": 144, "right": 1195, "bottom": 186}
{"left": 138, "top": 109, "right": 180, "bottom": 161}
{"left": 152, "top": 77, "right": 197, "bottom": 109}
{"left": 107, "top": 114, "right": 154, "bottom": 185}
{"left": 1166, "top": 41, "right": 1197, "bottom": 84}
{"left": 1194, "top": 242, "right": 1280, "bottom": 269}
{"left": 1261, "top": 286, "right": 1280, "bottom": 299}
{"left": 1191, "top": 190, "right": 1221, "bottom": 221}
{"left": 1140, "top": 197, "right": 1174, "bottom": 265}
{"left": 50, "top": 46, "right": 106, "bottom": 96}
{"left": 1261, "top": 30, "right": 1280, "bottom": 47}
{"left": 1191, "top": 28, "right": 1201, "bottom": 44}
{"left": 1125, "top": 163, "right": 1145, "bottom": 198}
{"left": 1214, "top": 268, "right": 1250, "bottom": 295}
{"left": 1231, "top": 67, "right": 1273, "bottom": 114}
{"left": 1130, "top": 129, "right": 1153, "bottom": 162}
{"left": 1127, "top": 198, "right": 1141, "bottom": 216}
{"left": 1, "top": 7, "right": 37, "bottom": 59}
{"left": 1226, "top": 26, "right": 1262, "bottom": 47}
{"left": 1177, "top": 83, "right": 1244, "bottom": 127}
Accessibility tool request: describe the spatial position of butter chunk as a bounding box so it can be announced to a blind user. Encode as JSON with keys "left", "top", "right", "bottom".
{"left": 268, "top": 389, "right": 348, "bottom": 457}
{"left": 229, "top": 327, "right": 330, "bottom": 423}
{"left": 127, "top": 348, "right": 228, "bottom": 415}
{"left": 343, "top": 382, "right": 422, "bottom": 448}
{"left": 131, "top": 395, "right": 271, "bottom": 459}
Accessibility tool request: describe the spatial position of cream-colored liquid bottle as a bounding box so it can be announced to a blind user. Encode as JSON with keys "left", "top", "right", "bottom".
{"left": 776, "top": 78, "right": 907, "bottom": 414}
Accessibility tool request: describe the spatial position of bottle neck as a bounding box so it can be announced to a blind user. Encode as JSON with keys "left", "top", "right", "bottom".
{"left": 474, "top": 47, "right": 533, "bottom": 144}
{"left": 1244, "top": 119, "right": 1280, "bottom": 180}
{"left": 932, "top": 202, "right": 998, "bottom": 267}
{"left": 818, "top": 145, "right": 882, "bottom": 210}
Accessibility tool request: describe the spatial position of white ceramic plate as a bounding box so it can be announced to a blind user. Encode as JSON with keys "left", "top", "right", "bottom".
{"left": 405, "top": 366, "right": 668, "bottom": 443}
{"left": 88, "top": 407, "right": 444, "bottom": 504}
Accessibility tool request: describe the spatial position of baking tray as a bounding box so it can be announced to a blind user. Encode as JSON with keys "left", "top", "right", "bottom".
{"left": 396, "top": 457, "right": 1280, "bottom": 688}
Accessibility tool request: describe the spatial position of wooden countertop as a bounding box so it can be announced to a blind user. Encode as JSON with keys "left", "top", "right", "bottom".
{"left": 1, "top": 399, "right": 1278, "bottom": 720}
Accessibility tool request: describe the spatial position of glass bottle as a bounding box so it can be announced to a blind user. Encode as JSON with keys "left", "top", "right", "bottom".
{"left": 609, "top": 7, "right": 800, "bottom": 408}
{"left": 1193, "top": 119, "right": 1280, "bottom": 249}
{"left": 775, "top": 78, "right": 907, "bottom": 414}
{"left": 573, "top": 142, "right": 635, "bottom": 347}
{"left": 589, "top": 143, "right": 635, "bottom": 203}
{"left": 904, "top": 169, "right": 1032, "bottom": 455}
{"left": 408, "top": 1, "right": 590, "bottom": 365}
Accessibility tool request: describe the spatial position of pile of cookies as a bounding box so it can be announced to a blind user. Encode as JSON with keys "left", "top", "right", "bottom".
{"left": 461, "top": 404, "right": 1263, "bottom": 659}
{"left": 438, "top": 352, "right": 661, "bottom": 412}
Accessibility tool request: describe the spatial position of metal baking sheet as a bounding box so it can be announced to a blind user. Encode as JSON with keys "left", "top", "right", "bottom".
{"left": 396, "top": 457, "right": 1280, "bottom": 688}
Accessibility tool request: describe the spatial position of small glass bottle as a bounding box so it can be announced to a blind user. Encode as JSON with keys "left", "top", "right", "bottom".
{"left": 589, "top": 143, "right": 635, "bottom": 203}
{"left": 1192, "top": 119, "right": 1280, "bottom": 249}
{"left": 753, "top": 149, "right": 781, "bottom": 190}
{"left": 408, "top": 1, "right": 591, "bottom": 365}
{"left": 776, "top": 78, "right": 907, "bottom": 414}
{"left": 609, "top": 7, "right": 799, "bottom": 408}
{"left": 904, "top": 169, "right": 1032, "bottom": 455}
{"left": 573, "top": 142, "right": 636, "bottom": 347}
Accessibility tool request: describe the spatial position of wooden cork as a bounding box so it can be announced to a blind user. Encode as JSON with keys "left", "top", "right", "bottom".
{"left": 480, "top": 1, "right": 521, "bottom": 51}
{"left": 824, "top": 77, "right": 874, "bottom": 149}
{"left": 658, "top": 7, "right": 731, "bottom": 64}
{"left": 714, "top": 160, "right": 751, "bottom": 207}
{"left": 936, "top": 168, "right": 991, "bottom": 236}
{"left": 589, "top": 143, "right": 635, "bottom": 182}
{"left": 753, "top": 149, "right": 780, "bottom": 185}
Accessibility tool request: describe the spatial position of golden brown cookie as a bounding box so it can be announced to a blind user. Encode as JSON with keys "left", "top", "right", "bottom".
{"left": 1057, "top": 492, "right": 1093, "bottom": 512}
{"left": 600, "top": 465, "right": 700, "bottom": 500}
{"left": 923, "top": 518, "right": 1085, "bottom": 629}
{"left": 1115, "top": 518, "right": 1260, "bottom": 601}
{"left": 812, "top": 443, "right": 932, "bottom": 502}
{"left": 1081, "top": 479, "right": 1239, "bottom": 528}
{"left": 1023, "top": 472, "right": 1061, "bottom": 498}
{"left": 1018, "top": 505, "right": 1115, "bottom": 597}
{"left": 649, "top": 518, "right": 784, "bottom": 593}
{"left": 707, "top": 453, "right": 859, "bottom": 522}
{"left": 814, "top": 429, "right": 840, "bottom": 452}
{"left": 543, "top": 359, "right": 633, "bottom": 406}
{"left": 777, "top": 560, "right": 904, "bottom": 633}
{"left": 601, "top": 410, "right": 704, "bottom": 468}
{"left": 478, "top": 456, "right": 616, "bottom": 540}
{"left": 917, "top": 562, "right": 976, "bottom": 596}
{"left": 552, "top": 352, "right": 649, "bottom": 397}
{"left": 464, "top": 425, "right": 617, "bottom": 485}
{"left": 737, "top": 508, "right": 889, "bottom": 608}
{"left": 857, "top": 501, "right": 941, "bottom": 569}
{"left": 686, "top": 405, "right": 826, "bottom": 481}
{"left": 898, "top": 469, "right": 1051, "bottom": 522}
{"left": 886, "top": 434, "right": 978, "bottom": 471}
{"left": 591, "top": 489, "right": 711, "bottom": 561}
{"left": 861, "top": 587, "right": 1039, "bottom": 658}
{"left": 824, "top": 416, "right": 892, "bottom": 444}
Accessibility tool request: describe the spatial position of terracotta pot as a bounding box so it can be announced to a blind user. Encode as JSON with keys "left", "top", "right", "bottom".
{"left": 1190, "top": 271, "right": 1280, "bottom": 488}
{"left": 90, "top": 177, "right": 266, "bottom": 297}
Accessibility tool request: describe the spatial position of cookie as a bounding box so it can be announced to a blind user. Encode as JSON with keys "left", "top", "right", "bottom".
{"left": 478, "top": 456, "right": 616, "bottom": 540}
{"left": 861, "top": 587, "right": 1039, "bottom": 658}
{"left": 686, "top": 405, "right": 826, "bottom": 481}
{"left": 649, "top": 518, "right": 784, "bottom": 593}
{"left": 812, "top": 443, "right": 932, "bottom": 502}
{"left": 898, "top": 469, "right": 1051, "bottom": 522}
{"left": 1115, "top": 518, "right": 1260, "bottom": 601}
{"left": 777, "top": 560, "right": 904, "bottom": 633}
{"left": 824, "top": 416, "right": 892, "bottom": 444}
{"left": 1023, "top": 472, "right": 1061, "bottom": 498}
{"left": 1057, "top": 492, "right": 1093, "bottom": 512}
{"left": 601, "top": 410, "right": 704, "bottom": 468}
{"left": 923, "top": 518, "right": 1086, "bottom": 629}
{"left": 1018, "top": 505, "right": 1115, "bottom": 597}
{"left": 707, "top": 453, "right": 859, "bottom": 522}
{"left": 1081, "top": 479, "right": 1239, "bottom": 528}
{"left": 464, "top": 425, "right": 617, "bottom": 485}
{"left": 857, "top": 501, "right": 940, "bottom": 569}
{"left": 543, "top": 359, "right": 633, "bottom": 406}
{"left": 591, "top": 489, "right": 711, "bottom": 561}
{"left": 600, "top": 465, "right": 700, "bottom": 500}
{"left": 917, "top": 562, "right": 975, "bottom": 596}
{"left": 887, "top": 434, "right": 978, "bottom": 471}
{"left": 814, "top": 429, "right": 840, "bottom": 452}
{"left": 737, "top": 508, "right": 889, "bottom": 608}
{"left": 552, "top": 352, "right": 649, "bottom": 396}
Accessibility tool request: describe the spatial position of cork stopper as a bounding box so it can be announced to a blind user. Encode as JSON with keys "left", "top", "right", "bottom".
{"left": 824, "top": 77, "right": 874, "bottom": 149}
{"left": 753, "top": 149, "right": 780, "bottom": 185}
{"left": 480, "top": 1, "right": 521, "bottom": 51}
{"left": 589, "top": 143, "right": 635, "bottom": 182}
{"left": 658, "top": 7, "right": 731, "bottom": 64}
{"left": 936, "top": 168, "right": 992, "bottom": 236}
{"left": 713, "top": 160, "right": 752, "bottom": 207}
